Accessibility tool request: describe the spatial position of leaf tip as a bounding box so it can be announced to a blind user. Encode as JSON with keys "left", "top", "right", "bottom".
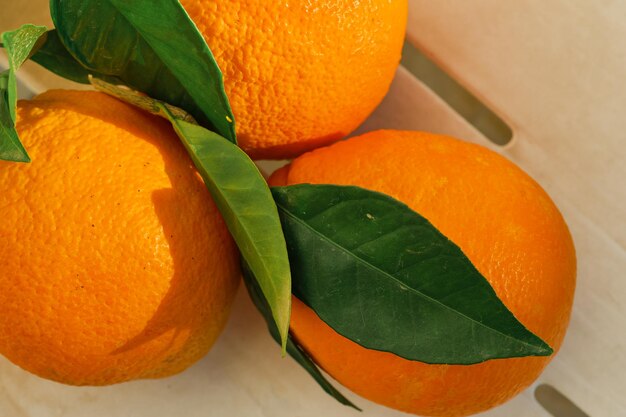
{"left": 19, "top": 148, "right": 32, "bottom": 163}
{"left": 277, "top": 300, "right": 291, "bottom": 357}
{"left": 535, "top": 341, "right": 554, "bottom": 357}
{"left": 518, "top": 333, "right": 553, "bottom": 358}
{"left": 350, "top": 403, "right": 363, "bottom": 412}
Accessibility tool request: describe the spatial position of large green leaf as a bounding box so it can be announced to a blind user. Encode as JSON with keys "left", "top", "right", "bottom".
{"left": 0, "top": 24, "right": 47, "bottom": 162}
{"left": 50, "top": 0, "right": 236, "bottom": 143}
{"left": 242, "top": 261, "right": 359, "bottom": 411}
{"left": 30, "top": 30, "right": 119, "bottom": 85}
{"left": 273, "top": 184, "right": 553, "bottom": 365}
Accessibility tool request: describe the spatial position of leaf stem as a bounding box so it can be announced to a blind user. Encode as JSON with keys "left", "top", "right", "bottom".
{"left": 89, "top": 76, "right": 197, "bottom": 124}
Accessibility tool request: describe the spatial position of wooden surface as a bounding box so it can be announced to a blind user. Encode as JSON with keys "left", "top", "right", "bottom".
{"left": 1, "top": 1, "right": 624, "bottom": 416}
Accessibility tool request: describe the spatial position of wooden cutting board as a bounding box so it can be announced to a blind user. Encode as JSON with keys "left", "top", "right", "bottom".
{"left": 1, "top": 1, "right": 624, "bottom": 416}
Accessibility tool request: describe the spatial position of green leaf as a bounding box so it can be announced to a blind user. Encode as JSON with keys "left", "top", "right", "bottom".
{"left": 87, "top": 78, "right": 291, "bottom": 351}
{"left": 273, "top": 184, "right": 553, "bottom": 365}
{"left": 0, "top": 24, "right": 48, "bottom": 162}
{"left": 241, "top": 261, "right": 360, "bottom": 411}
{"left": 161, "top": 110, "right": 291, "bottom": 350}
{"left": 50, "top": 0, "right": 236, "bottom": 143}
{"left": 29, "top": 30, "right": 120, "bottom": 85}
{"left": 0, "top": 72, "right": 28, "bottom": 162}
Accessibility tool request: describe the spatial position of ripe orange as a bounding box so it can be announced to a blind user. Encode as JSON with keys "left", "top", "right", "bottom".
{"left": 270, "top": 130, "right": 576, "bottom": 417}
{"left": 0, "top": 90, "right": 241, "bottom": 386}
{"left": 180, "top": 0, "right": 408, "bottom": 160}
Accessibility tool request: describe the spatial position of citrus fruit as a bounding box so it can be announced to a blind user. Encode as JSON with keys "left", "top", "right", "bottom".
{"left": 180, "top": 0, "right": 408, "bottom": 160}
{"left": 270, "top": 130, "right": 576, "bottom": 416}
{"left": 0, "top": 90, "right": 240, "bottom": 386}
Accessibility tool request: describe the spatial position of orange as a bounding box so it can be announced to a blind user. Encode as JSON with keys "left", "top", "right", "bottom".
{"left": 270, "top": 130, "right": 576, "bottom": 417}
{"left": 0, "top": 90, "right": 240, "bottom": 386}
{"left": 180, "top": 0, "right": 408, "bottom": 160}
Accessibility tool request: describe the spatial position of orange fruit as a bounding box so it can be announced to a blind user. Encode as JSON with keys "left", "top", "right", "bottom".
{"left": 270, "top": 130, "right": 576, "bottom": 416}
{"left": 0, "top": 90, "right": 240, "bottom": 386}
{"left": 180, "top": 0, "right": 408, "bottom": 160}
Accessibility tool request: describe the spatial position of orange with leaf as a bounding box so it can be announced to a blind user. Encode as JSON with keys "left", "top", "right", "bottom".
{"left": 269, "top": 130, "right": 576, "bottom": 416}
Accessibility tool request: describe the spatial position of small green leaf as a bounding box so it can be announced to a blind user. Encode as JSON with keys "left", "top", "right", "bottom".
{"left": 0, "top": 24, "right": 48, "bottom": 162}
{"left": 242, "top": 261, "right": 360, "bottom": 411}
{"left": 161, "top": 109, "right": 291, "bottom": 350}
{"left": 0, "top": 72, "right": 28, "bottom": 162}
{"left": 29, "top": 30, "right": 119, "bottom": 85}
{"left": 87, "top": 78, "right": 292, "bottom": 351}
{"left": 50, "top": 0, "right": 236, "bottom": 143}
{"left": 273, "top": 184, "right": 553, "bottom": 365}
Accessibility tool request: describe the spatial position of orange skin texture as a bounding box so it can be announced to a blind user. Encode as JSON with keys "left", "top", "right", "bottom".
{"left": 180, "top": 0, "right": 408, "bottom": 160}
{"left": 270, "top": 130, "right": 576, "bottom": 417}
{"left": 0, "top": 90, "right": 240, "bottom": 386}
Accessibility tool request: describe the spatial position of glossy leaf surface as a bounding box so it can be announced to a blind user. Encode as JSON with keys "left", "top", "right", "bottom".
{"left": 273, "top": 184, "right": 553, "bottom": 364}
{"left": 50, "top": 0, "right": 236, "bottom": 142}
{"left": 30, "top": 30, "right": 119, "bottom": 85}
